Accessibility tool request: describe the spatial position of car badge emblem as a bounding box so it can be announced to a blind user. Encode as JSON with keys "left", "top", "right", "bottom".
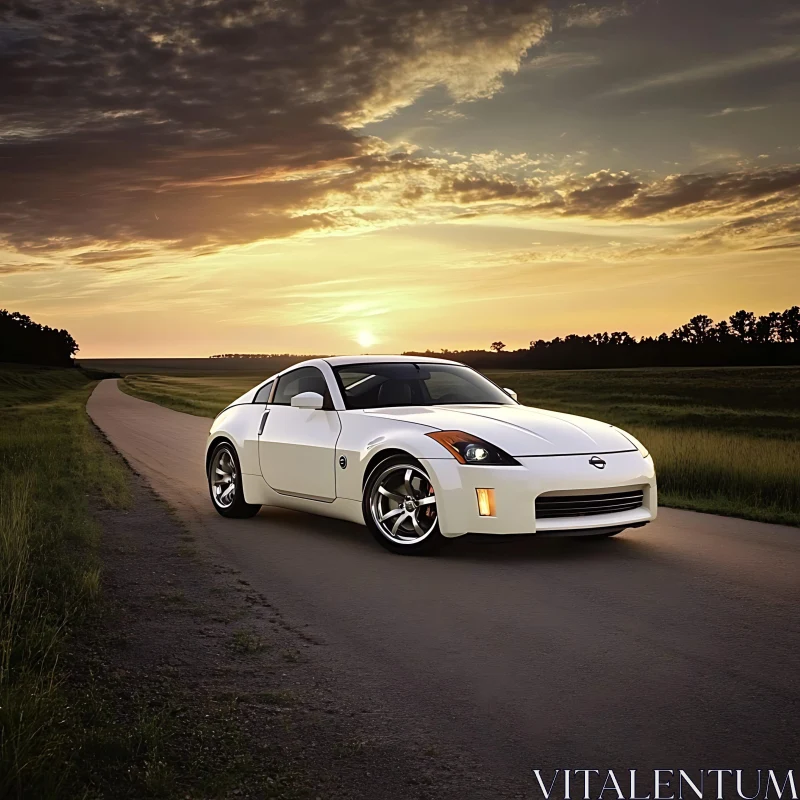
{"left": 589, "top": 456, "right": 606, "bottom": 469}
{"left": 338, "top": 455, "right": 348, "bottom": 469}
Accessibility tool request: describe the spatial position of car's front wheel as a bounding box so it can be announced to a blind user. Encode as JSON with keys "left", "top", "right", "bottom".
{"left": 208, "top": 442, "right": 261, "bottom": 519}
{"left": 363, "top": 456, "right": 444, "bottom": 555}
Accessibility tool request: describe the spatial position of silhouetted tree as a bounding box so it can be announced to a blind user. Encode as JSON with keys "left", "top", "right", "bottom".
{"left": 713, "top": 319, "right": 731, "bottom": 340}
{"left": 754, "top": 312, "right": 782, "bottom": 344}
{"left": 0, "top": 310, "right": 78, "bottom": 367}
{"left": 780, "top": 306, "right": 800, "bottom": 342}
{"left": 672, "top": 314, "right": 715, "bottom": 343}
{"left": 729, "top": 309, "right": 757, "bottom": 341}
{"left": 404, "top": 306, "right": 800, "bottom": 370}
{"left": 609, "top": 331, "right": 634, "bottom": 346}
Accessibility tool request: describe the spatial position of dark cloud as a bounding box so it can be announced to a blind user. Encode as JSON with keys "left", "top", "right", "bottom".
{"left": 1, "top": 0, "right": 799, "bottom": 268}
{"left": 612, "top": 166, "right": 800, "bottom": 220}
{"left": 441, "top": 176, "right": 544, "bottom": 204}
{"left": 408, "top": 160, "right": 800, "bottom": 235}
{"left": 560, "top": 2, "right": 630, "bottom": 29}
{"left": 0, "top": 0, "right": 550, "bottom": 262}
{"left": 558, "top": 171, "right": 642, "bottom": 215}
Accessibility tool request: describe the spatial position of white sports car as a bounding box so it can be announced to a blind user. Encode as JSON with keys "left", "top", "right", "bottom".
{"left": 206, "top": 356, "right": 657, "bottom": 554}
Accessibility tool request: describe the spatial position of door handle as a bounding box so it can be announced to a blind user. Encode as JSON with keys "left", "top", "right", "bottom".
{"left": 258, "top": 409, "right": 270, "bottom": 435}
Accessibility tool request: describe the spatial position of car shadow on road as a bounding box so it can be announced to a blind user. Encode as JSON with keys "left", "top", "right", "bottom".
{"left": 442, "top": 532, "right": 652, "bottom": 564}
{"left": 249, "top": 507, "right": 654, "bottom": 565}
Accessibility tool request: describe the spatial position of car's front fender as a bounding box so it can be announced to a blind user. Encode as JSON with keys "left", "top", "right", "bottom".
{"left": 335, "top": 413, "right": 454, "bottom": 502}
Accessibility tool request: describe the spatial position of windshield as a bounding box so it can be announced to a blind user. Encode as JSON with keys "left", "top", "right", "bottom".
{"left": 333, "top": 363, "right": 516, "bottom": 410}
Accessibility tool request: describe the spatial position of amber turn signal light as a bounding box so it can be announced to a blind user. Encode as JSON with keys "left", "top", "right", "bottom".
{"left": 476, "top": 488, "right": 496, "bottom": 517}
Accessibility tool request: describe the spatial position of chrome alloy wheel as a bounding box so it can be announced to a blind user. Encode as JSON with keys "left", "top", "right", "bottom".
{"left": 369, "top": 463, "right": 438, "bottom": 544}
{"left": 211, "top": 446, "right": 237, "bottom": 508}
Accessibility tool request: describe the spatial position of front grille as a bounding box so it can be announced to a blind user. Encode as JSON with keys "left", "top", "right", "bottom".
{"left": 535, "top": 489, "right": 644, "bottom": 519}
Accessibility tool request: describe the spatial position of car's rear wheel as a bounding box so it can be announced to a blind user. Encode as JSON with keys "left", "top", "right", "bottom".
{"left": 364, "top": 456, "right": 444, "bottom": 555}
{"left": 208, "top": 442, "right": 261, "bottom": 519}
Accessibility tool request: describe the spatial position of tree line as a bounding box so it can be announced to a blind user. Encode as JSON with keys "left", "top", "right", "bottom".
{"left": 406, "top": 307, "right": 800, "bottom": 370}
{"left": 210, "top": 353, "right": 331, "bottom": 359}
{"left": 0, "top": 310, "right": 79, "bottom": 367}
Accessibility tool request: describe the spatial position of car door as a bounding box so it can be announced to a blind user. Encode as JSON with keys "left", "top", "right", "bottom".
{"left": 258, "top": 366, "right": 341, "bottom": 501}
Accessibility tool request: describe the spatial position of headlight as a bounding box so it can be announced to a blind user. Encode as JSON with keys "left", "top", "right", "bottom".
{"left": 613, "top": 427, "right": 649, "bottom": 458}
{"left": 426, "top": 431, "right": 520, "bottom": 465}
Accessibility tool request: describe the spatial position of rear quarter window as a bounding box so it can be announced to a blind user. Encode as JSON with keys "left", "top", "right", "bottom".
{"left": 253, "top": 380, "right": 274, "bottom": 404}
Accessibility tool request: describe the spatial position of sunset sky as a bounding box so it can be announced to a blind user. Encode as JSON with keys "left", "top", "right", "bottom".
{"left": 1, "top": 0, "right": 799, "bottom": 356}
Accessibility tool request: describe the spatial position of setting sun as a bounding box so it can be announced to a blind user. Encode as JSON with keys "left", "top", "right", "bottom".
{"left": 356, "top": 330, "right": 377, "bottom": 349}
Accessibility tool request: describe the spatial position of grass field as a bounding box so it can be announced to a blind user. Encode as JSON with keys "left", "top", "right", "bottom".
{"left": 120, "top": 373, "right": 259, "bottom": 417}
{"left": 0, "top": 365, "right": 131, "bottom": 797}
{"left": 80, "top": 356, "right": 310, "bottom": 376}
{"left": 121, "top": 366, "right": 800, "bottom": 527}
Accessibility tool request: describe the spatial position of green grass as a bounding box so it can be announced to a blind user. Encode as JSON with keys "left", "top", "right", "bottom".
{"left": 0, "top": 364, "right": 131, "bottom": 798}
{"left": 615, "top": 426, "right": 799, "bottom": 525}
{"left": 120, "top": 374, "right": 261, "bottom": 417}
{"left": 80, "top": 356, "right": 309, "bottom": 376}
{"left": 230, "top": 629, "right": 269, "bottom": 654}
{"left": 122, "top": 365, "right": 800, "bottom": 527}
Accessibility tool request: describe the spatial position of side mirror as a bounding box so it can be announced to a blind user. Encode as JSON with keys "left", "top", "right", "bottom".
{"left": 503, "top": 388, "right": 518, "bottom": 402}
{"left": 291, "top": 391, "right": 324, "bottom": 410}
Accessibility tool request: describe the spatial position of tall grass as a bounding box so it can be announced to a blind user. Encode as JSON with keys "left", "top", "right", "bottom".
{"left": 0, "top": 366, "right": 130, "bottom": 797}
{"left": 634, "top": 427, "right": 800, "bottom": 526}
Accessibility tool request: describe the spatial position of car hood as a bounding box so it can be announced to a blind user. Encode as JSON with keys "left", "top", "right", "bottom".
{"left": 362, "top": 404, "right": 637, "bottom": 457}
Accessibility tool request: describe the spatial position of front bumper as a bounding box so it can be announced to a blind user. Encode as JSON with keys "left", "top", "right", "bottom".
{"left": 420, "top": 451, "right": 657, "bottom": 538}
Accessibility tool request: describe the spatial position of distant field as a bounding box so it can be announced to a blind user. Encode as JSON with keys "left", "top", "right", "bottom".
{"left": 80, "top": 357, "right": 311, "bottom": 376}
{"left": 120, "top": 373, "right": 265, "bottom": 417}
{"left": 119, "top": 366, "right": 800, "bottom": 527}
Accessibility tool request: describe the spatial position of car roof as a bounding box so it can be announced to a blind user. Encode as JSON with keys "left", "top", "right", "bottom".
{"left": 321, "top": 355, "right": 463, "bottom": 367}
{"left": 245, "top": 354, "right": 468, "bottom": 399}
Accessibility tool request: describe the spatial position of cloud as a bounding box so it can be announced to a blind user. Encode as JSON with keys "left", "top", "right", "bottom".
{"left": 523, "top": 51, "right": 602, "bottom": 71}
{"left": 492, "top": 212, "right": 800, "bottom": 266}
{"left": 425, "top": 108, "right": 469, "bottom": 121}
{"left": 0, "top": 0, "right": 551, "bottom": 264}
{"left": 376, "top": 158, "right": 800, "bottom": 226}
{"left": 772, "top": 9, "right": 800, "bottom": 25}
{"left": 562, "top": 3, "right": 630, "bottom": 29}
{"left": 616, "top": 166, "right": 800, "bottom": 221}
{"left": 606, "top": 44, "right": 800, "bottom": 96}
{"left": 706, "top": 105, "right": 769, "bottom": 118}
{"left": 1, "top": 0, "right": 798, "bottom": 272}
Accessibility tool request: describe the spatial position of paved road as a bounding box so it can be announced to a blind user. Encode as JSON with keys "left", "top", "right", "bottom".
{"left": 88, "top": 380, "right": 799, "bottom": 792}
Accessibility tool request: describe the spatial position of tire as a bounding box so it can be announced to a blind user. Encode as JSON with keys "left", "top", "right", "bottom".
{"left": 363, "top": 455, "right": 444, "bottom": 555}
{"left": 207, "top": 441, "right": 261, "bottom": 519}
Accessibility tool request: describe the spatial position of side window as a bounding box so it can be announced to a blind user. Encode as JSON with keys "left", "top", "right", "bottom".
{"left": 272, "top": 367, "right": 332, "bottom": 408}
{"left": 253, "top": 380, "right": 274, "bottom": 404}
